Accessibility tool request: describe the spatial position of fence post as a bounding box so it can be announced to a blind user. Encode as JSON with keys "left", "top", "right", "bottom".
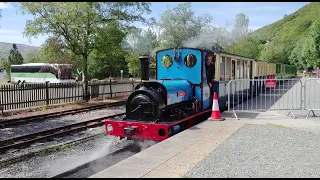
{"left": 132, "top": 79, "right": 134, "bottom": 91}
{"left": 45, "top": 81, "right": 49, "bottom": 106}
{"left": 109, "top": 79, "right": 113, "bottom": 98}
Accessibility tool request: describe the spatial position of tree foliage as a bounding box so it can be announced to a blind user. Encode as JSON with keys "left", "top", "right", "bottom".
{"left": 0, "top": 58, "right": 11, "bottom": 79}
{"left": 232, "top": 13, "right": 249, "bottom": 40}
{"left": 289, "top": 36, "right": 311, "bottom": 69}
{"left": 88, "top": 21, "right": 127, "bottom": 79}
{"left": 289, "top": 19, "right": 320, "bottom": 69}
{"left": 158, "top": 2, "right": 212, "bottom": 48}
{"left": 231, "top": 2, "right": 320, "bottom": 68}
{"left": 259, "top": 41, "right": 287, "bottom": 63}
{"left": 123, "top": 28, "right": 158, "bottom": 77}
{"left": 19, "top": 2, "right": 151, "bottom": 98}
{"left": 8, "top": 44, "right": 24, "bottom": 65}
{"left": 37, "top": 37, "right": 77, "bottom": 65}
{"left": 225, "top": 36, "right": 264, "bottom": 59}
{"left": 25, "top": 51, "right": 40, "bottom": 63}
{"left": 308, "top": 19, "right": 320, "bottom": 67}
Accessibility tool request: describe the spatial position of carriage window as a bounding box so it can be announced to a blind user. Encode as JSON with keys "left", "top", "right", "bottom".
{"left": 220, "top": 57, "right": 225, "bottom": 81}
{"left": 236, "top": 59, "right": 240, "bottom": 79}
{"left": 239, "top": 60, "right": 243, "bottom": 78}
{"left": 184, "top": 54, "right": 197, "bottom": 68}
{"left": 162, "top": 55, "right": 173, "bottom": 68}
{"left": 226, "top": 57, "right": 231, "bottom": 80}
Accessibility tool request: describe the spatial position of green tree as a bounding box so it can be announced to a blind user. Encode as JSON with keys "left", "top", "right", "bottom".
{"left": 309, "top": 19, "right": 320, "bottom": 67}
{"left": 158, "top": 2, "right": 212, "bottom": 48}
{"left": 225, "top": 36, "right": 263, "bottom": 59}
{"left": 8, "top": 44, "right": 24, "bottom": 65}
{"left": 259, "top": 41, "right": 287, "bottom": 63}
{"left": 88, "top": 21, "right": 127, "bottom": 79}
{"left": 19, "top": 2, "right": 151, "bottom": 100}
{"left": 123, "top": 28, "right": 158, "bottom": 77}
{"left": 25, "top": 51, "right": 40, "bottom": 63}
{"left": 232, "top": 13, "right": 249, "bottom": 41}
{"left": 38, "top": 37, "right": 77, "bottom": 65}
{"left": 125, "top": 52, "right": 141, "bottom": 77}
{"left": 289, "top": 20, "right": 320, "bottom": 69}
{"left": 0, "top": 58, "right": 11, "bottom": 79}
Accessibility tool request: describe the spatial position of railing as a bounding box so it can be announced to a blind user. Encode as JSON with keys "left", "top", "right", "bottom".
{"left": 0, "top": 79, "right": 140, "bottom": 112}
{"left": 226, "top": 77, "right": 320, "bottom": 119}
{"left": 303, "top": 78, "right": 320, "bottom": 118}
{"left": 227, "top": 78, "right": 303, "bottom": 120}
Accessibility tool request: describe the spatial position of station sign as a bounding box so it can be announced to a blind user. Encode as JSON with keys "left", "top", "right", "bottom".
{"left": 265, "top": 79, "right": 277, "bottom": 88}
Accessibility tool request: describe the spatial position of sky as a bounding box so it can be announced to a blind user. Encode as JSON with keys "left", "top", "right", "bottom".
{"left": 0, "top": 2, "right": 310, "bottom": 47}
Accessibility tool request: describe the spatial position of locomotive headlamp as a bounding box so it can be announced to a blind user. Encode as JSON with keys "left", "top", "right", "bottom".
{"left": 107, "top": 124, "right": 113, "bottom": 132}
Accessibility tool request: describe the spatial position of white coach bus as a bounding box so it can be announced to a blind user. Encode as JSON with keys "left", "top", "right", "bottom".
{"left": 10, "top": 63, "right": 77, "bottom": 84}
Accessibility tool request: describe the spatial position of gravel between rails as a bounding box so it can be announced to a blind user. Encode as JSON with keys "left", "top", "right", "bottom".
{"left": 0, "top": 126, "right": 106, "bottom": 162}
{"left": 186, "top": 124, "right": 320, "bottom": 178}
{"left": 0, "top": 133, "right": 134, "bottom": 178}
{"left": 0, "top": 106, "right": 125, "bottom": 140}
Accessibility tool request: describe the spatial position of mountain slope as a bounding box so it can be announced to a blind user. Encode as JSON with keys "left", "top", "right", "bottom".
{"left": 250, "top": 2, "right": 317, "bottom": 42}
{"left": 227, "top": 2, "right": 320, "bottom": 67}
{"left": 0, "top": 42, "right": 40, "bottom": 60}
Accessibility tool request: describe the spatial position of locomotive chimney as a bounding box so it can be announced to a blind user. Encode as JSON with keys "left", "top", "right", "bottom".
{"left": 139, "top": 55, "right": 150, "bottom": 81}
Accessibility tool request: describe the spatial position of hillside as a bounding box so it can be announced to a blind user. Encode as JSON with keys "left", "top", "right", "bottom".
{"left": 250, "top": 2, "right": 317, "bottom": 42}
{"left": 0, "top": 42, "right": 40, "bottom": 60}
{"left": 227, "top": 2, "right": 320, "bottom": 68}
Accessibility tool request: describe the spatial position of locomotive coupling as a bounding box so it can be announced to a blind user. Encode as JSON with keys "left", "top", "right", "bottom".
{"left": 124, "top": 126, "right": 137, "bottom": 136}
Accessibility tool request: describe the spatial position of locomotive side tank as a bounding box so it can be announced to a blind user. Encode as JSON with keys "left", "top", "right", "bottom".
{"left": 162, "top": 80, "right": 192, "bottom": 105}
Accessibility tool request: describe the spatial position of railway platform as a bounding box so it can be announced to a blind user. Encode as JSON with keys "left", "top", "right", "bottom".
{"left": 90, "top": 111, "right": 320, "bottom": 178}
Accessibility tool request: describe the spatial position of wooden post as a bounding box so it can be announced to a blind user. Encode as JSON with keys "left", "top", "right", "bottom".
{"left": 109, "top": 79, "right": 113, "bottom": 98}
{"left": 45, "top": 81, "right": 49, "bottom": 106}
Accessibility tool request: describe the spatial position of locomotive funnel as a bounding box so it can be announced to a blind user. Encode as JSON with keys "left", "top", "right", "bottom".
{"left": 139, "top": 55, "right": 150, "bottom": 81}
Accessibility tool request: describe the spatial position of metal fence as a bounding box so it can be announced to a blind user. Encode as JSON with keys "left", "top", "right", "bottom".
{"left": 303, "top": 78, "right": 320, "bottom": 118}
{"left": 227, "top": 78, "right": 310, "bottom": 119}
{"left": 0, "top": 80, "right": 140, "bottom": 111}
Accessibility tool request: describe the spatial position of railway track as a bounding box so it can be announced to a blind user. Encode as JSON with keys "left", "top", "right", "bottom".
{"left": 0, "top": 100, "right": 126, "bottom": 128}
{"left": 0, "top": 113, "right": 125, "bottom": 154}
{"left": 50, "top": 143, "right": 142, "bottom": 178}
{"left": 0, "top": 134, "right": 104, "bottom": 169}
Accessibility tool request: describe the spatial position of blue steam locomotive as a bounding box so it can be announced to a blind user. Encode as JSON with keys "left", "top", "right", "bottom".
{"left": 104, "top": 47, "right": 297, "bottom": 141}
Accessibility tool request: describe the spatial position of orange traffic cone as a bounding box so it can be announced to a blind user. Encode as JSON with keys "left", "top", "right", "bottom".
{"left": 208, "top": 92, "right": 225, "bottom": 121}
